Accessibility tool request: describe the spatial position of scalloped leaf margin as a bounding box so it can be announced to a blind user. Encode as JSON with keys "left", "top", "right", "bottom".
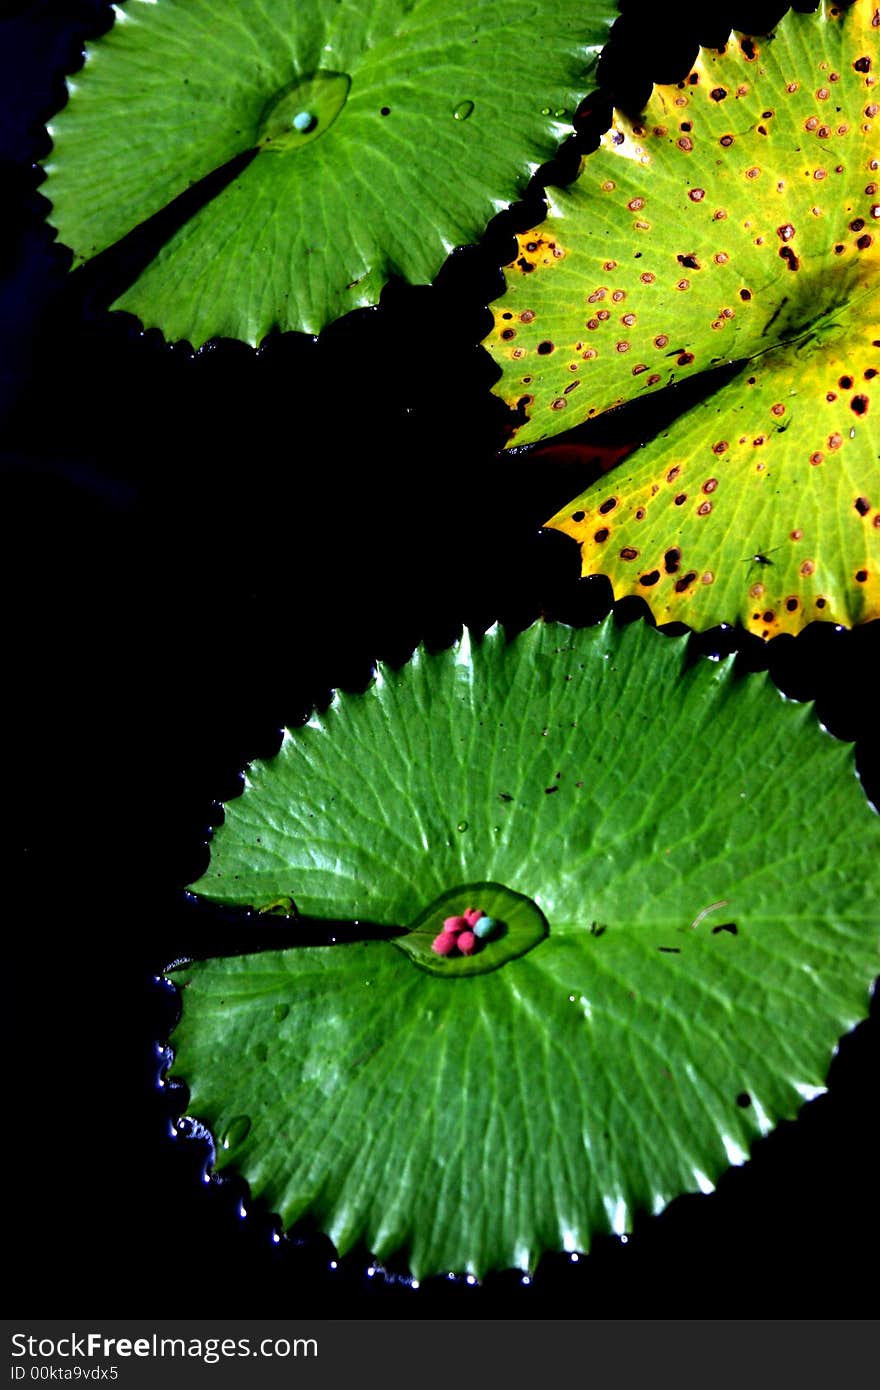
{"left": 173, "top": 618, "right": 880, "bottom": 1277}
{"left": 43, "top": 0, "right": 616, "bottom": 343}
{"left": 483, "top": 1, "right": 880, "bottom": 636}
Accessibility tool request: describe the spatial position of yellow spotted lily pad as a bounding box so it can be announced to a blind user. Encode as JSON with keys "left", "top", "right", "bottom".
{"left": 485, "top": 0, "right": 880, "bottom": 637}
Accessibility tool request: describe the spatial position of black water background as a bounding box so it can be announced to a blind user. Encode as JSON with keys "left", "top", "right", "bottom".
{"left": 3, "top": 0, "right": 877, "bottom": 1316}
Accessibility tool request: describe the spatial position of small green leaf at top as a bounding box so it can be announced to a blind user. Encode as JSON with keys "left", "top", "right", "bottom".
{"left": 42, "top": 0, "right": 616, "bottom": 344}
{"left": 173, "top": 619, "right": 880, "bottom": 1278}
{"left": 485, "top": 0, "right": 880, "bottom": 637}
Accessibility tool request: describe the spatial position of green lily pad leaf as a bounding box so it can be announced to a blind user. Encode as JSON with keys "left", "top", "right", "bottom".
{"left": 485, "top": 0, "right": 880, "bottom": 635}
{"left": 174, "top": 619, "right": 880, "bottom": 1278}
{"left": 42, "top": 0, "right": 616, "bottom": 344}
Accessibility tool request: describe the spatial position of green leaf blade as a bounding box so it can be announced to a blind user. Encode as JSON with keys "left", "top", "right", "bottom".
{"left": 44, "top": 0, "right": 616, "bottom": 342}
{"left": 174, "top": 620, "right": 880, "bottom": 1276}
{"left": 44, "top": 0, "right": 278, "bottom": 260}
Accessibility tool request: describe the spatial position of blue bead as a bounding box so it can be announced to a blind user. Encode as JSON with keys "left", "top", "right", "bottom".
{"left": 473, "top": 915, "right": 498, "bottom": 939}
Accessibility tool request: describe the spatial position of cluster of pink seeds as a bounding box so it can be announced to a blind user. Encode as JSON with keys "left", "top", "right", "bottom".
{"left": 431, "top": 906, "right": 493, "bottom": 956}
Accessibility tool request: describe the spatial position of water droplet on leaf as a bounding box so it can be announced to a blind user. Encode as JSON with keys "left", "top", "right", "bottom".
{"left": 257, "top": 71, "right": 350, "bottom": 152}
{"left": 221, "top": 1114, "right": 251, "bottom": 1149}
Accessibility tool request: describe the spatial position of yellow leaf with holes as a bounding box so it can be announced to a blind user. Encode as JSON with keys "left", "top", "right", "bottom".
{"left": 485, "top": 1, "right": 880, "bottom": 636}
{"left": 547, "top": 287, "right": 879, "bottom": 637}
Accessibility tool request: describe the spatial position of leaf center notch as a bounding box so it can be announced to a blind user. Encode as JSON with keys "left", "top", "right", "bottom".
{"left": 257, "top": 71, "right": 352, "bottom": 153}
{"left": 394, "top": 882, "right": 548, "bottom": 977}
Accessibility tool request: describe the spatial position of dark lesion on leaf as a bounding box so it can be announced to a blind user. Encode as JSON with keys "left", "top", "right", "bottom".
{"left": 664, "top": 547, "right": 682, "bottom": 574}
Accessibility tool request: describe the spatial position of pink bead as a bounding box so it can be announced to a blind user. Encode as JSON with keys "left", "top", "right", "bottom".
{"left": 432, "top": 931, "right": 458, "bottom": 955}
{"left": 463, "top": 907, "right": 485, "bottom": 927}
{"left": 457, "top": 930, "right": 477, "bottom": 955}
{"left": 443, "top": 915, "right": 468, "bottom": 935}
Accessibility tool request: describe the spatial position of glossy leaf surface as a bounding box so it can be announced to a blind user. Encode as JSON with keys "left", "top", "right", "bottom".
{"left": 485, "top": 1, "right": 880, "bottom": 636}
{"left": 43, "top": 0, "right": 615, "bottom": 343}
{"left": 174, "top": 620, "right": 880, "bottom": 1277}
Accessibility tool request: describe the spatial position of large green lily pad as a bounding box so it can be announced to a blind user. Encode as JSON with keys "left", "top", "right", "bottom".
{"left": 171, "top": 619, "right": 880, "bottom": 1278}
{"left": 485, "top": 0, "right": 880, "bottom": 637}
{"left": 43, "top": 0, "right": 615, "bottom": 343}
